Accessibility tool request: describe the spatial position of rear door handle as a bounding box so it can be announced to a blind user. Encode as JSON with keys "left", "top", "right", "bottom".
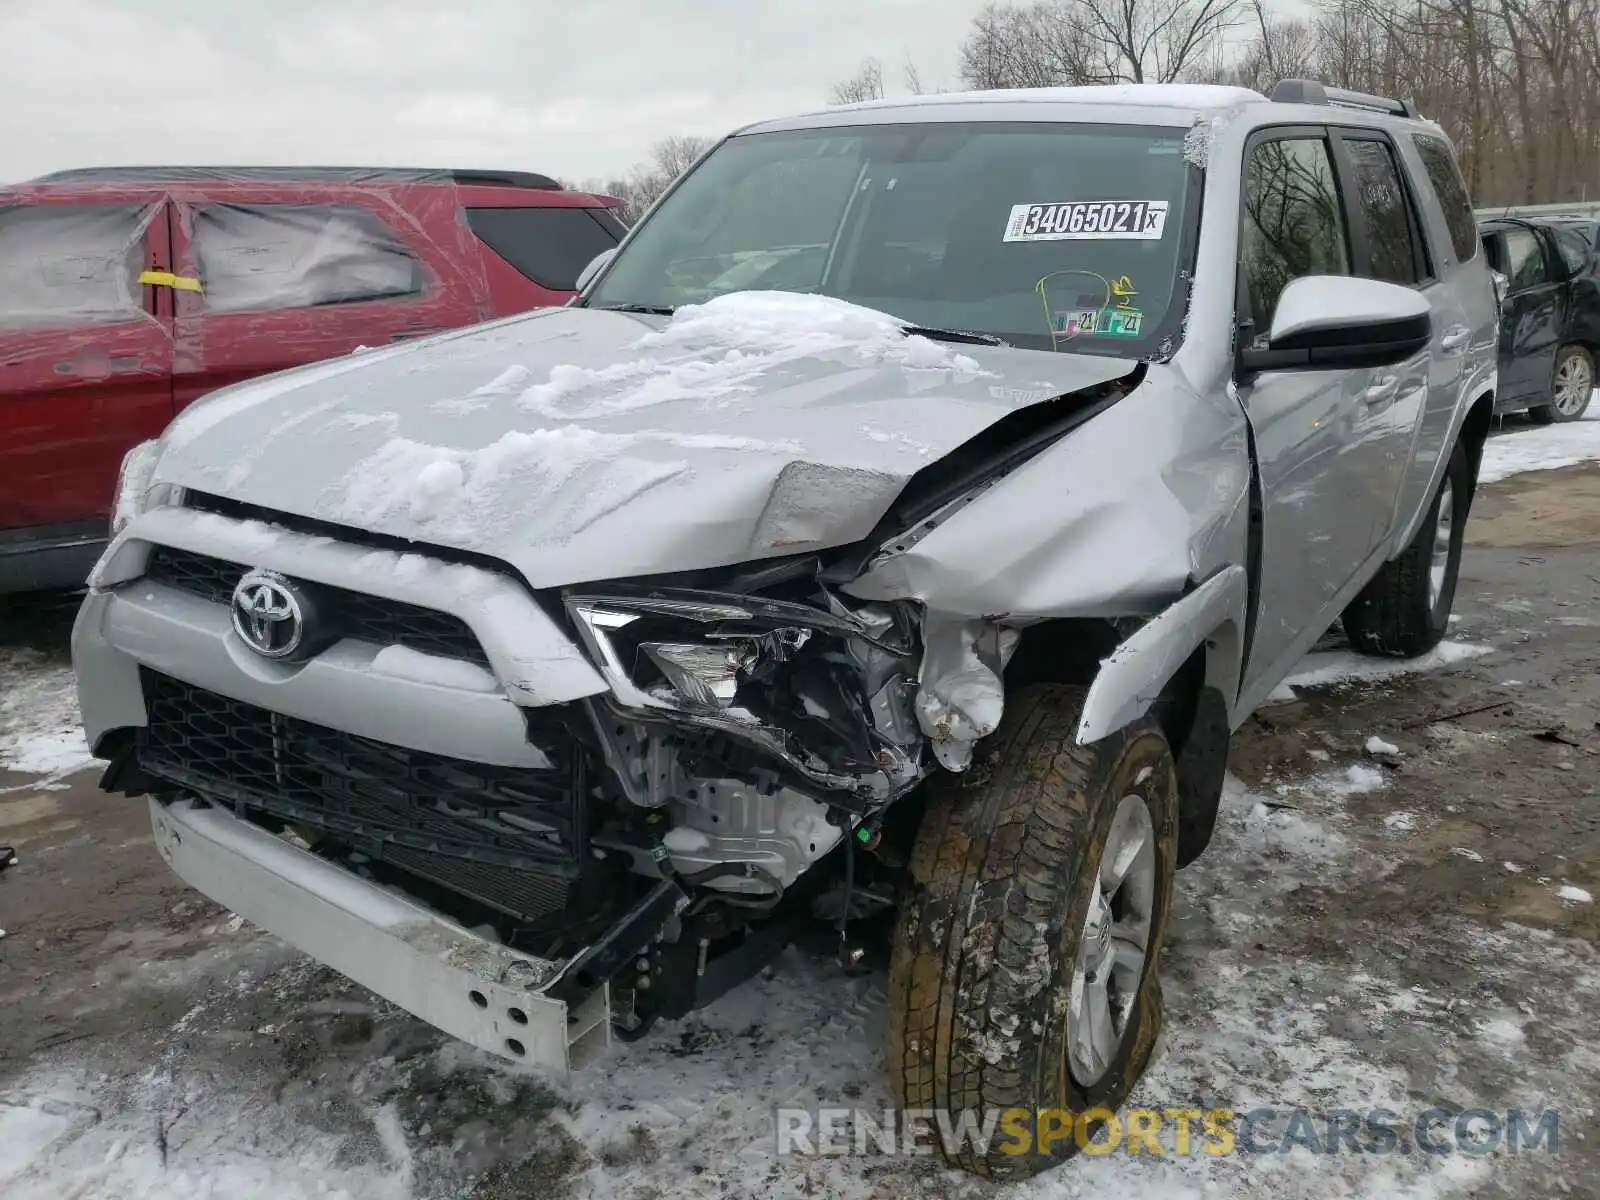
{"left": 1363, "top": 375, "right": 1400, "bottom": 406}
{"left": 1440, "top": 327, "right": 1470, "bottom": 352}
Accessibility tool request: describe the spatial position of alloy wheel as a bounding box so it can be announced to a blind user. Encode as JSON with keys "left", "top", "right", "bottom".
{"left": 1068, "top": 793, "right": 1157, "bottom": 1087}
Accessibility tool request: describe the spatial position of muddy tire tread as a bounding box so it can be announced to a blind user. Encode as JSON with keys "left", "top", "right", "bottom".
{"left": 886, "top": 684, "right": 1168, "bottom": 1179}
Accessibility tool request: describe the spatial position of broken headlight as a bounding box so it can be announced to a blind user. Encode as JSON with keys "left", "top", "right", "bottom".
{"left": 565, "top": 589, "right": 923, "bottom": 797}
{"left": 110, "top": 439, "right": 185, "bottom": 538}
{"left": 566, "top": 592, "right": 849, "bottom": 716}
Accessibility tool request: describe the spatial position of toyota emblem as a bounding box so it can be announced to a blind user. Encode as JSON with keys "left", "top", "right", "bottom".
{"left": 230, "top": 569, "right": 306, "bottom": 659}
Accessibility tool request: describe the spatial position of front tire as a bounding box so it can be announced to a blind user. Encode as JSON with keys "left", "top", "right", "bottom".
{"left": 1530, "top": 344, "right": 1594, "bottom": 423}
{"left": 886, "top": 684, "right": 1178, "bottom": 1179}
{"left": 1342, "top": 440, "right": 1470, "bottom": 657}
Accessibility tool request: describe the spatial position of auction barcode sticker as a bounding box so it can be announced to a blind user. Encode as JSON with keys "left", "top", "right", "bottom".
{"left": 1003, "top": 200, "right": 1169, "bottom": 241}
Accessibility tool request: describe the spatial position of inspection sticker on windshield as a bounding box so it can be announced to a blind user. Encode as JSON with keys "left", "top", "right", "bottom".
{"left": 1003, "top": 200, "right": 1169, "bottom": 241}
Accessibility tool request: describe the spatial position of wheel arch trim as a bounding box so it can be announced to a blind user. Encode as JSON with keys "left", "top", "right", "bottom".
{"left": 1393, "top": 381, "right": 1496, "bottom": 551}
{"left": 1075, "top": 564, "right": 1248, "bottom": 745}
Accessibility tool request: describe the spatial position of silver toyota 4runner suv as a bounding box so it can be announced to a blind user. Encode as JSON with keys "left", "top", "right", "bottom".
{"left": 74, "top": 79, "right": 1496, "bottom": 1176}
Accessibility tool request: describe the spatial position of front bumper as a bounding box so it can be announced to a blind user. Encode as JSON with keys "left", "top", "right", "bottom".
{"left": 150, "top": 796, "right": 610, "bottom": 1073}
{"left": 72, "top": 504, "right": 610, "bottom": 757}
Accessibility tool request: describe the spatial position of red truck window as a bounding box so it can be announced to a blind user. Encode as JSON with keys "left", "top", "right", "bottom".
{"left": 0, "top": 203, "right": 156, "bottom": 328}
{"left": 192, "top": 203, "right": 425, "bottom": 313}
{"left": 464, "top": 207, "right": 622, "bottom": 291}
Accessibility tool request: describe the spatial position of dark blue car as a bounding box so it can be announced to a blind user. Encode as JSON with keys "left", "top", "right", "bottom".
{"left": 1479, "top": 213, "right": 1600, "bottom": 423}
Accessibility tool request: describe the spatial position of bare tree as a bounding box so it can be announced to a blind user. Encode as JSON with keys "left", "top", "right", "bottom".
{"left": 959, "top": 0, "right": 1249, "bottom": 87}
{"left": 830, "top": 57, "right": 887, "bottom": 104}
{"left": 903, "top": 56, "right": 927, "bottom": 94}
{"left": 602, "top": 0, "right": 1600, "bottom": 221}
{"left": 829, "top": 51, "right": 939, "bottom": 103}
{"left": 1187, "top": 0, "right": 1600, "bottom": 206}
{"left": 959, "top": 2, "right": 1105, "bottom": 87}
{"left": 577, "top": 134, "right": 714, "bottom": 223}
{"left": 649, "top": 135, "right": 713, "bottom": 182}
{"left": 1086, "top": 0, "right": 1251, "bottom": 81}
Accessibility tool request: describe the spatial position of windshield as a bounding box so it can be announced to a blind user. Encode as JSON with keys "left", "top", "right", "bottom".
{"left": 587, "top": 121, "right": 1201, "bottom": 356}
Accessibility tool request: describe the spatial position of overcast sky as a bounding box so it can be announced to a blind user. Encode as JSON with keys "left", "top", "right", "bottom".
{"left": 0, "top": 0, "right": 996, "bottom": 186}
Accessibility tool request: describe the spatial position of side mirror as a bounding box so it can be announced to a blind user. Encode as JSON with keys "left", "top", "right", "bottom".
{"left": 574, "top": 247, "right": 617, "bottom": 295}
{"left": 1491, "top": 269, "right": 1510, "bottom": 307}
{"left": 1238, "top": 275, "right": 1431, "bottom": 375}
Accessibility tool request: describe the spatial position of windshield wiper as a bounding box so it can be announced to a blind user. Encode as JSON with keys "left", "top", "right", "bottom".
{"left": 902, "top": 324, "right": 1007, "bottom": 347}
{"left": 589, "top": 302, "right": 677, "bottom": 315}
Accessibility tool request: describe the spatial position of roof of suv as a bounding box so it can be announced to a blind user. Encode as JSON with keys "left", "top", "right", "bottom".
{"left": 31, "top": 166, "right": 564, "bottom": 189}
{"left": 742, "top": 84, "right": 1268, "bottom": 134}
{"left": 739, "top": 79, "right": 1440, "bottom": 138}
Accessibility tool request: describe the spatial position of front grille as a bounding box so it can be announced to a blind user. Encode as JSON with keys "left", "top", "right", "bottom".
{"left": 136, "top": 671, "right": 585, "bottom": 890}
{"left": 145, "top": 545, "right": 487, "bottom": 665}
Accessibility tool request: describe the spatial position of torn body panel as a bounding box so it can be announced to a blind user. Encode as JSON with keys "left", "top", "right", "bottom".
{"left": 843, "top": 366, "right": 1251, "bottom": 622}
{"left": 1074, "top": 564, "right": 1248, "bottom": 744}
{"left": 840, "top": 366, "right": 1252, "bottom": 756}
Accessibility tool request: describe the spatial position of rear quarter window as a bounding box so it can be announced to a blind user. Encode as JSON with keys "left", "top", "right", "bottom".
{"left": 1411, "top": 134, "right": 1479, "bottom": 264}
{"left": 465, "top": 207, "right": 623, "bottom": 290}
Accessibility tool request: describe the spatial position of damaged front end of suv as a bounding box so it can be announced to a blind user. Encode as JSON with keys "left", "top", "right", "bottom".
{"left": 86, "top": 341, "right": 1198, "bottom": 1074}
{"left": 557, "top": 560, "right": 1014, "bottom": 1037}
{"left": 455, "top": 362, "right": 1153, "bottom": 1047}
{"left": 558, "top": 581, "right": 942, "bottom": 1036}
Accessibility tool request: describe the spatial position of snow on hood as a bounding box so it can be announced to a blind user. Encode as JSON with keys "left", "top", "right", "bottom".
{"left": 153, "top": 292, "right": 1135, "bottom": 586}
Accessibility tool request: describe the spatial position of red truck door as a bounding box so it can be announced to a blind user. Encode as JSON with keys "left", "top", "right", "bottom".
{"left": 167, "top": 184, "right": 492, "bottom": 412}
{"left": 0, "top": 191, "right": 175, "bottom": 536}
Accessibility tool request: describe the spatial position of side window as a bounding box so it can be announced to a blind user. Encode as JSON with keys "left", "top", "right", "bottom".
{"left": 192, "top": 204, "right": 425, "bottom": 314}
{"left": 1553, "top": 225, "right": 1594, "bottom": 276}
{"left": 1341, "top": 138, "right": 1430, "bottom": 285}
{"left": 464, "top": 207, "right": 622, "bottom": 291}
{"left": 1240, "top": 136, "right": 1351, "bottom": 339}
{"left": 1501, "top": 229, "right": 1548, "bottom": 291}
{"left": 0, "top": 203, "right": 155, "bottom": 329}
{"left": 1411, "top": 134, "right": 1479, "bottom": 263}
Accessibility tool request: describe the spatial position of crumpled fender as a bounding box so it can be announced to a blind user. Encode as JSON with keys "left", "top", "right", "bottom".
{"left": 1075, "top": 564, "right": 1248, "bottom": 745}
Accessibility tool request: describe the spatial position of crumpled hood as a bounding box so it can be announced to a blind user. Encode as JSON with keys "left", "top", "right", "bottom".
{"left": 153, "top": 292, "right": 1135, "bottom": 586}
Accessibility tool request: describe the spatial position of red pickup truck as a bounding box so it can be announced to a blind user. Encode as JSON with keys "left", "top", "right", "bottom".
{"left": 0, "top": 165, "right": 625, "bottom": 593}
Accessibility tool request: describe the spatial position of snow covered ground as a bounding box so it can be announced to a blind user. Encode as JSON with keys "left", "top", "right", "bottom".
{"left": 0, "top": 649, "right": 92, "bottom": 791}
{"left": 1263, "top": 640, "right": 1494, "bottom": 703}
{"left": 1477, "top": 396, "right": 1600, "bottom": 483}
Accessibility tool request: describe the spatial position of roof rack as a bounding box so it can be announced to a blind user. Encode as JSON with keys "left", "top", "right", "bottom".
{"left": 1270, "top": 78, "right": 1420, "bottom": 120}
{"left": 31, "top": 166, "right": 564, "bottom": 190}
